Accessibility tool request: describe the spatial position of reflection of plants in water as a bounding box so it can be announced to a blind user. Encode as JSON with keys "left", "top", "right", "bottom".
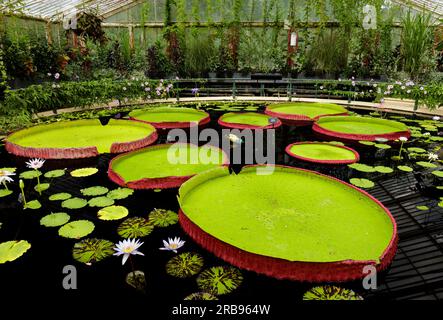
{"left": 303, "top": 286, "right": 363, "bottom": 300}
{"left": 166, "top": 252, "right": 204, "bottom": 278}
{"left": 117, "top": 217, "right": 154, "bottom": 238}
{"left": 196, "top": 266, "right": 243, "bottom": 295}
{"left": 72, "top": 238, "right": 114, "bottom": 264}
{"left": 184, "top": 292, "right": 218, "bottom": 301}
{"left": 149, "top": 208, "right": 178, "bottom": 227}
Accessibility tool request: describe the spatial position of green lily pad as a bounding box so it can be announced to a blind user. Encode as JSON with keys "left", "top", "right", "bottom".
{"left": 70, "top": 168, "right": 99, "bottom": 178}
{"left": 61, "top": 198, "right": 88, "bottom": 209}
{"left": 408, "top": 147, "right": 427, "bottom": 153}
{"left": 44, "top": 169, "right": 66, "bottom": 179}
{"left": 184, "top": 292, "right": 219, "bottom": 301}
{"left": 40, "top": 212, "right": 70, "bottom": 227}
{"left": 0, "top": 240, "right": 31, "bottom": 264}
{"left": 375, "top": 166, "right": 394, "bottom": 174}
{"left": 81, "top": 186, "right": 109, "bottom": 197}
{"left": 358, "top": 141, "right": 375, "bottom": 146}
{"left": 416, "top": 206, "right": 429, "bottom": 211}
{"left": 58, "top": 220, "right": 95, "bottom": 239}
{"left": 97, "top": 205, "right": 129, "bottom": 221}
{"left": 374, "top": 144, "right": 391, "bottom": 150}
{"left": 430, "top": 136, "right": 443, "bottom": 142}
{"left": 432, "top": 171, "right": 443, "bottom": 178}
{"left": 196, "top": 266, "right": 243, "bottom": 296}
{"left": 19, "top": 170, "right": 42, "bottom": 179}
{"left": 72, "top": 238, "right": 114, "bottom": 264}
{"left": 166, "top": 252, "right": 204, "bottom": 278}
{"left": 117, "top": 217, "right": 153, "bottom": 238}
{"left": 148, "top": 208, "right": 178, "bottom": 227}
{"left": 349, "top": 178, "right": 375, "bottom": 189}
{"left": 0, "top": 189, "right": 13, "bottom": 198}
{"left": 0, "top": 167, "right": 16, "bottom": 173}
{"left": 107, "top": 188, "right": 134, "bottom": 200}
{"left": 416, "top": 161, "right": 438, "bottom": 168}
{"left": 303, "top": 286, "right": 363, "bottom": 300}
{"left": 348, "top": 163, "right": 376, "bottom": 173}
{"left": 397, "top": 165, "right": 414, "bottom": 172}
{"left": 34, "top": 183, "right": 50, "bottom": 192}
{"left": 439, "top": 201, "right": 443, "bottom": 208}
{"left": 328, "top": 141, "right": 345, "bottom": 146}
{"left": 88, "top": 196, "right": 115, "bottom": 208}
{"left": 24, "top": 200, "right": 41, "bottom": 210}
{"left": 49, "top": 193, "right": 72, "bottom": 201}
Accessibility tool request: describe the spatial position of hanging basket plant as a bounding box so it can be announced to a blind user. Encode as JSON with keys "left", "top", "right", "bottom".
{"left": 72, "top": 11, "right": 107, "bottom": 44}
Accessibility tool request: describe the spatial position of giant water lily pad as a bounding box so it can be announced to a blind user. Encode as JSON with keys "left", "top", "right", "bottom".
{"left": 166, "top": 252, "right": 204, "bottom": 278}
{"left": 49, "top": 192, "right": 72, "bottom": 201}
{"left": 107, "top": 188, "right": 134, "bottom": 200}
{"left": 129, "top": 107, "right": 209, "bottom": 129}
{"left": 72, "top": 238, "right": 114, "bottom": 264}
{"left": 0, "top": 240, "right": 31, "bottom": 264}
{"left": 196, "top": 266, "right": 243, "bottom": 296}
{"left": 350, "top": 178, "right": 375, "bottom": 189}
{"left": 44, "top": 169, "right": 66, "bottom": 179}
{"left": 117, "top": 217, "right": 153, "bottom": 238}
{"left": 303, "top": 286, "right": 363, "bottom": 300}
{"left": 286, "top": 142, "right": 359, "bottom": 164}
{"left": 71, "top": 168, "right": 99, "bottom": 178}
{"left": 88, "top": 197, "right": 115, "bottom": 208}
{"left": 81, "top": 186, "right": 109, "bottom": 197}
{"left": 62, "top": 198, "right": 88, "bottom": 209}
{"left": 19, "top": 170, "right": 42, "bottom": 179}
{"left": 40, "top": 212, "right": 70, "bottom": 227}
{"left": 148, "top": 208, "right": 178, "bottom": 227}
{"left": 58, "top": 220, "right": 95, "bottom": 239}
{"left": 98, "top": 206, "right": 129, "bottom": 221}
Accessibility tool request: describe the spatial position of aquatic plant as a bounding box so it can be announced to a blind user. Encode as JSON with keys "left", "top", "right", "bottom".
{"left": 374, "top": 166, "right": 394, "bottom": 174}
{"left": 98, "top": 206, "right": 129, "bottom": 221}
{"left": 81, "top": 186, "right": 109, "bottom": 197}
{"left": 184, "top": 292, "right": 218, "bottom": 300}
{"left": 40, "top": 212, "right": 70, "bottom": 227}
{"left": 160, "top": 237, "right": 185, "bottom": 253}
{"left": 44, "top": 169, "right": 66, "bottom": 179}
{"left": 58, "top": 220, "right": 95, "bottom": 239}
{"left": 113, "top": 238, "right": 144, "bottom": 265}
{"left": 70, "top": 168, "right": 99, "bottom": 178}
{"left": 19, "top": 179, "right": 26, "bottom": 206}
{"left": 126, "top": 270, "right": 146, "bottom": 292}
{"left": 61, "top": 198, "right": 88, "bottom": 209}
{"left": 303, "top": 286, "right": 363, "bottom": 300}
{"left": 432, "top": 171, "right": 443, "bottom": 178}
{"left": 0, "top": 169, "right": 15, "bottom": 197}
{"left": 398, "top": 165, "right": 414, "bottom": 172}
{"left": 107, "top": 188, "right": 134, "bottom": 200}
{"left": 350, "top": 178, "right": 375, "bottom": 189}
{"left": 149, "top": 208, "right": 178, "bottom": 227}
{"left": 117, "top": 217, "right": 153, "bottom": 238}
{"left": 196, "top": 266, "right": 243, "bottom": 296}
{"left": 25, "top": 158, "right": 45, "bottom": 195}
{"left": 72, "top": 238, "right": 114, "bottom": 264}
{"left": 88, "top": 196, "right": 115, "bottom": 208}
{"left": 49, "top": 193, "right": 72, "bottom": 201}
{"left": 0, "top": 240, "right": 31, "bottom": 264}
{"left": 165, "top": 252, "right": 204, "bottom": 278}
{"left": 398, "top": 136, "right": 408, "bottom": 158}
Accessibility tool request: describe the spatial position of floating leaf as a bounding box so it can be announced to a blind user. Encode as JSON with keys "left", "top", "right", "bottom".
{"left": 374, "top": 166, "right": 394, "bottom": 174}
{"left": 81, "top": 186, "right": 109, "bottom": 197}
{"left": 107, "top": 188, "right": 134, "bottom": 200}
{"left": 374, "top": 144, "right": 391, "bottom": 150}
{"left": 358, "top": 141, "right": 375, "bottom": 146}
{"left": 117, "top": 217, "right": 153, "bottom": 238}
{"left": 58, "top": 220, "right": 95, "bottom": 239}
{"left": 347, "top": 163, "right": 376, "bottom": 173}
{"left": 62, "top": 198, "right": 88, "bottom": 209}
{"left": 72, "top": 238, "right": 114, "bottom": 264}
{"left": 408, "top": 147, "right": 427, "bottom": 153}
{"left": 149, "top": 209, "right": 178, "bottom": 227}
{"left": 397, "top": 165, "right": 413, "bottom": 172}
{"left": 0, "top": 189, "right": 13, "bottom": 198}
{"left": 70, "top": 168, "right": 98, "bottom": 178}
{"left": 49, "top": 192, "right": 72, "bottom": 201}
{"left": 98, "top": 205, "right": 129, "bottom": 221}
{"left": 88, "top": 196, "right": 115, "bottom": 208}
{"left": 328, "top": 141, "right": 345, "bottom": 146}
{"left": 34, "top": 183, "right": 50, "bottom": 192}
{"left": 184, "top": 292, "right": 218, "bottom": 301}
{"left": 350, "top": 178, "right": 375, "bottom": 189}
{"left": 126, "top": 271, "right": 146, "bottom": 291}
{"left": 432, "top": 171, "right": 443, "bottom": 178}
{"left": 40, "top": 212, "right": 70, "bottom": 227}
{"left": 416, "top": 206, "right": 429, "bottom": 211}
{"left": 166, "top": 252, "right": 204, "bottom": 278}
{"left": 0, "top": 167, "right": 16, "bottom": 173}
{"left": 44, "top": 169, "right": 65, "bottom": 179}
{"left": 196, "top": 266, "right": 243, "bottom": 296}
{"left": 19, "top": 170, "right": 42, "bottom": 179}
{"left": 24, "top": 200, "right": 41, "bottom": 210}
{"left": 303, "top": 286, "right": 363, "bottom": 300}
{"left": 416, "top": 161, "right": 437, "bottom": 168}
{"left": 0, "top": 240, "right": 31, "bottom": 264}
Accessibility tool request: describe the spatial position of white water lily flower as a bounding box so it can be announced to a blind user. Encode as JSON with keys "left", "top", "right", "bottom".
{"left": 0, "top": 170, "right": 15, "bottom": 185}
{"left": 159, "top": 237, "right": 185, "bottom": 253}
{"left": 375, "top": 137, "right": 388, "bottom": 143}
{"left": 26, "top": 158, "right": 45, "bottom": 170}
{"left": 113, "top": 239, "right": 144, "bottom": 265}
{"left": 399, "top": 137, "right": 408, "bottom": 142}
{"left": 423, "top": 132, "right": 431, "bottom": 137}
{"left": 433, "top": 116, "right": 440, "bottom": 121}
{"left": 428, "top": 153, "right": 439, "bottom": 161}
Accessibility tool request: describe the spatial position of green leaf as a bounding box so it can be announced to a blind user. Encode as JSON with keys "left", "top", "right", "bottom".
{"left": 70, "top": 168, "right": 98, "bottom": 178}
{"left": 407, "top": 147, "right": 427, "bottom": 153}
{"left": 40, "top": 212, "right": 70, "bottom": 227}
{"left": 347, "top": 163, "right": 376, "bottom": 173}
{"left": 358, "top": 141, "right": 375, "bottom": 146}
{"left": 49, "top": 192, "right": 72, "bottom": 201}
{"left": 149, "top": 208, "right": 178, "bottom": 227}
{"left": 117, "top": 217, "right": 153, "bottom": 238}
{"left": 166, "top": 252, "right": 204, "bottom": 278}
{"left": 19, "top": 170, "right": 42, "bottom": 179}
{"left": 416, "top": 161, "right": 437, "bottom": 168}
{"left": 303, "top": 286, "right": 363, "bottom": 300}
{"left": 431, "top": 171, "right": 443, "bottom": 178}
{"left": 196, "top": 266, "right": 243, "bottom": 296}
{"left": 58, "top": 220, "right": 95, "bottom": 239}
{"left": 44, "top": 169, "right": 66, "bottom": 179}
{"left": 0, "top": 240, "right": 31, "bottom": 264}
{"left": 416, "top": 206, "right": 429, "bottom": 211}
{"left": 107, "top": 188, "right": 134, "bottom": 200}
{"left": 184, "top": 292, "right": 218, "bottom": 301}
{"left": 81, "top": 186, "right": 109, "bottom": 197}
{"left": 375, "top": 166, "right": 394, "bottom": 174}
{"left": 397, "top": 165, "right": 414, "bottom": 172}
{"left": 61, "top": 198, "right": 88, "bottom": 209}
{"left": 349, "top": 178, "right": 375, "bottom": 189}
{"left": 0, "top": 189, "right": 13, "bottom": 198}
{"left": 374, "top": 144, "right": 391, "bottom": 150}
{"left": 24, "top": 200, "right": 41, "bottom": 210}
{"left": 88, "top": 196, "right": 114, "bottom": 208}
{"left": 72, "top": 238, "right": 114, "bottom": 264}
{"left": 34, "top": 183, "right": 50, "bottom": 192}
{"left": 98, "top": 206, "right": 129, "bottom": 221}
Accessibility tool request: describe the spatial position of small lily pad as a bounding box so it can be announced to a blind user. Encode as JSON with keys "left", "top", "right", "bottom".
{"left": 44, "top": 169, "right": 66, "bottom": 179}
{"left": 61, "top": 198, "right": 88, "bottom": 209}
{"left": 88, "top": 196, "right": 115, "bottom": 208}
{"left": 40, "top": 212, "right": 70, "bottom": 227}
{"left": 348, "top": 163, "right": 376, "bottom": 173}
{"left": 98, "top": 206, "right": 129, "bottom": 221}
{"left": 416, "top": 161, "right": 438, "bottom": 168}
{"left": 24, "top": 200, "right": 41, "bottom": 210}
{"left": 117, "top": 217, "right": 153, "bottom": 238}
{"left": 375, "top": 144, "right": 391, "bottom": 149}
{"left": 34, "top": 183, "right": 50, "bottom": 192}
{"left": 70, "top": 168, "right": 99, "bottom": 178}
{"left": 359, "top": 141, "right": 375, "bottom": 146}
{"left": 303, "top": 286, "right": 363, "bottom": 300}
{"left": 0, "top": 189, "right": 13, "bottom": 198}
{"left": 408, "top": 147, "right": 427, "bottom": 153}
{"left": 416, "top": 206, "right": 429, "bottom": 211}
{"left": 432, "top": 171, "right": 443, "bottom": 178}
{"left": 149, "top": 208, "right": 178, "bottom": 227}
{"left": 349, "top": 178, "right": 375, "bottom": 189}
{"left": 375, "top": 166, "right": 394, "bottom": 174}
{"left": 196, "top": 266, "right": 243, "bottom": 296}
{"left": 107, "top": 188, "right": 134, "bottom": 200}
{"left": 58, "top": 220, "right": 95, "bottom": 239}
{"left": 166, "top": 252, "right": 204, "bottom": 278}
{"left": 72, "top": 238, "right": 114, "bottom": 264}
{"left": 19, "top": 170, "right": 42, "bottom": 179}
{"left": 49, "top": 193, "right": 72, "bottom": 201}
{"left": 398, "top": 165, "right": 414, "bottom": 172}
{"left": 0, "top": 240, "right": 31, "bottom": 264}
{"left": 81, "top": 186, "right": 109, "bottom": 197}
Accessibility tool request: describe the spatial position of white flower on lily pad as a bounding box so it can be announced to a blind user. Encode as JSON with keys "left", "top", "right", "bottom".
{"left": 399, "top": 137, "right": 408, "bottom": 142}
{"left": 26, "top": 158, "right": 45, "bottom": 170}
{"left": 159, "top": 237, "right": 185, "bottom": 253}
{"left": 428, "top": 153, "right": 439, "bottom": 161}
{"left": 0, "top": 170, "right": 15, "bottom": 185}
{"left": 433, "top": 116, "right": 440, "bottom": 121}
{"left": 113, "top": 239, "right": 144, "bottom": 265}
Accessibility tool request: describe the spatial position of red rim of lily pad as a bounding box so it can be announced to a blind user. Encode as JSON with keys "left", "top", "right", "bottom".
{"left": 178, "top": 164, "right": 398, "bottom": 282}
{"left": 108, "top": 143, "right": 229, "bottom": 190}
{"left": 285, "top": 142, "right": 360, "bottom": 165}
{"left": 217, "top": 112, "right": 282, "bottom": 130}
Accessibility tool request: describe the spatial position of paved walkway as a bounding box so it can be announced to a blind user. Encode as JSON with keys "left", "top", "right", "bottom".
{"left": 35, "top": 96, "right": 443, "bottom": 118}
